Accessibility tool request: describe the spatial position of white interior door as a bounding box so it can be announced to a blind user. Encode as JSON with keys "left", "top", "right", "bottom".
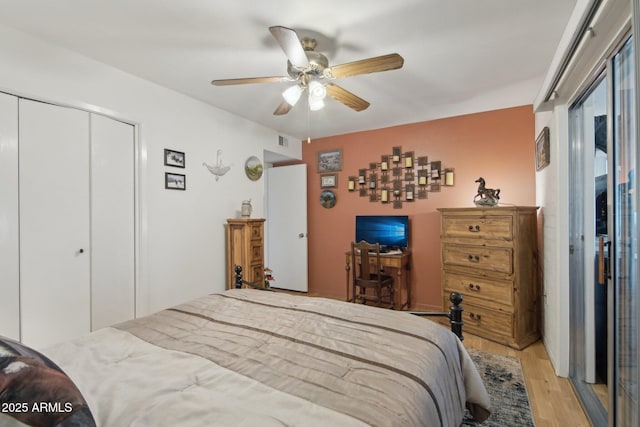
{"left": 266, "top": 164, "right": 308, "bottom": 291}
{"left": 0, "top": 92, "right": 19, "bottom": 340}
{"left": 90, "top": 114, "right": 135, "bottom": 330}
{"left": 19, "top": 99, "right": 91, "bottom": 349}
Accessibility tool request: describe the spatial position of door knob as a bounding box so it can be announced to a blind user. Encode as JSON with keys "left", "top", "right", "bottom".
{"left": 298, "top": 233, "right": 305, "bottom": 238}
{"left": 78, "top": 248, "right": 85, "bottom": 254}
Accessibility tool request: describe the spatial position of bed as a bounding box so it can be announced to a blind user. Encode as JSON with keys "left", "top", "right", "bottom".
{"left": 1, "top": 286, "right": 491, "bottom": 427}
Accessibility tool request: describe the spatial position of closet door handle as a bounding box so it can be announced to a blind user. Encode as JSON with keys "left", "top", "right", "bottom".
{"left": 78, "top": 248, "right": 85, "bottom": 254}
{"left": 468, "top": 283, "right": 481, "bottom": 291}
{"left": 468, "top": 225, "right": 480, "bottom": 232}
{"left": 467, "top": 255, "right": 480, "bottom": 262}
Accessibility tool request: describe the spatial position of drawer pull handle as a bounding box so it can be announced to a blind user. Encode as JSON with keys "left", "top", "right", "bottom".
{"left": 469, "top": 312, "right": 482, "bottom": 321}
{"left": 468, "top": 283, "right": 481, "bottom": 291}
{"left": 468, "top": 225, "right": 481, "bottom": 232}
{"left": 467, "top": 255, "right": 480, "bottom": 262}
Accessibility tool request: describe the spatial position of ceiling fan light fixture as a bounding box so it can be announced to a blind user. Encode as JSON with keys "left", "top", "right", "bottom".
{"left": 308, "top": 80, "right": 327, "bottom": 101}
{"left": 308, "top": 96, "right": 325, "bottom": 111}
{"left": 212, "top": 26, "right": 404, "bottom": 116}
{"left": 282, "top": 84, "right": 303, "bottom": 106}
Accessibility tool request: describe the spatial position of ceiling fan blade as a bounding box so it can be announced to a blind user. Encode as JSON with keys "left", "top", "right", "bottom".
{"left": 211, "top": 76, "right": 292, "bottom": 86}
{"left": 326, "top": 83, "right": 370, "bottom": 112}
{"left": 325, "top": 53, "right": 404, "bottom": 79}
{"left": 273, "top": 100, "right": 293, "bottom": 116}
{"left": 269, "top": 26, "right": 310, "bottom": 69}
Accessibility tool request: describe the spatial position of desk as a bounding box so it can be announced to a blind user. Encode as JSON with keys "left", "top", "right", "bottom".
{"left": 345, "top": 250, "right": 411, "bottom": 309}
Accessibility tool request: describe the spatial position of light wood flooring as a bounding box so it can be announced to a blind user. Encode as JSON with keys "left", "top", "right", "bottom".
{"left": 462, "top": 333, "right": 591, "bottom": 426}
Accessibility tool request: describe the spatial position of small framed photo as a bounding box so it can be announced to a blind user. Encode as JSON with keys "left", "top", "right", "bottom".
{"left": 536, "top": 127, "right": 550, "bottom": 171}
{"left": 317, "top": 149, "right": 342, "bottom": 172}
{"left": 164, "top": 149, "right": 185, "bottom": 168}
{"left": 165, "top": 172, "right": 186, "bottom": 190}
{"left": 320, "top": 173, "right": 338, "bottom": 188}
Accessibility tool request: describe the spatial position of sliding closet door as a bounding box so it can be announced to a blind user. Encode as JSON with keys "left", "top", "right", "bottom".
{"left": 90, "top": 114, "right": 135, "bottom": 330}
{"left": 19, "top": 99, "right": 91, "bottom": 349}
{"left": 0, "top": 92, "right": 19, "bottom": 340}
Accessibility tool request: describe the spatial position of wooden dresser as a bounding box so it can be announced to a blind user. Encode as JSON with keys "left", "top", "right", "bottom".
{"left": 226, "top": 218, "right": 265, "bottom": 289}
{"left": 438, "top": 207, "right": 539, "bottom": 349}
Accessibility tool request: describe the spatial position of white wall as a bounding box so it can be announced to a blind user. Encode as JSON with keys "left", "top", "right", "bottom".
{"left": 0, "top": 24, "right": 301, "bottom": 316}
{"left": 535, "top": 107, "right": 570, "bottom": 376}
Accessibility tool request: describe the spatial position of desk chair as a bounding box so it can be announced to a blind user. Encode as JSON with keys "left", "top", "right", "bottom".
{"left": 351, "top": 241, "right": 395, "bottom": 309}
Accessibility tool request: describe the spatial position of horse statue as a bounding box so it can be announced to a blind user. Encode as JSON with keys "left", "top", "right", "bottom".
{"left": 474, "top": 177, "right": 500, "bottom": 206}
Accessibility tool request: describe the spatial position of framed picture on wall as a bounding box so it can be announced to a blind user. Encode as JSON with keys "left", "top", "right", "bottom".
{"left": 320, "top": 173, "right": 338, "bottom": 188}
{"left": 536, "top": 127, "right": 550, "bottom": 171}
{"left": 317, "top": 149, "right": 342, "bottom": 172}
{"left": 164, "top": 149, "right": 185, "bottom": 168}
{"left": 165, "top": 172, "right": 186, "bottom": 190}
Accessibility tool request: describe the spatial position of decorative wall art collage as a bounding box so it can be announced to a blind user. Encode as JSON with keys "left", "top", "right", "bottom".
{"left": 348, "top": 146, "right": 454, "bottom": 209}
{"left": 316, "top": 147, "right": 454, "bottom": 209}
{"left": 164, "top": 148, "right": 186, "bottom": 190}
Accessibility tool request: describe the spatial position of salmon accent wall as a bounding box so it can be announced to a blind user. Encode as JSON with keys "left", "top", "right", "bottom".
{"left": 301, "top": 105, "right": 536, "bottom": 310}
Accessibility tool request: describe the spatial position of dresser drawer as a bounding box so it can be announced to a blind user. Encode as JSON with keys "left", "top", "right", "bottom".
{"left": 250, "top": 224, "right": 263, "bottom": 240}
{"left": 442, "top": 215, "right": 513, "bottom": 241}
{"left": 442, "top": 243, "right": 513, "bottom": 274}
{"left": 251, "top": 242, "right": 263, "bottom": 261}
{"left": 249, "top": 265, "right": 264, "bottom": 284}
{"left": 447, "top": 298, "right": 512, "bottom": 339}
{"left": 443, "top": 272, "right": 513, "bottom": 305}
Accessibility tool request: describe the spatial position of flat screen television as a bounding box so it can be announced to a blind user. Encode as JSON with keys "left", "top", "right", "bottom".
{"left": 355, "top": 215, "right": 409, "bottom": 250}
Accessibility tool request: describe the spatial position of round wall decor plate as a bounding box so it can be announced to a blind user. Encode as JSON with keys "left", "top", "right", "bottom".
{"left": 320, "top": 189, "right": 337, "bottom": 208}
{"left": 245, "top": 156, "right": 263, "bottom": 181}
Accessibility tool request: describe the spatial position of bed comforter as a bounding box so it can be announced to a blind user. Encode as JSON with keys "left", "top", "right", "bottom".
{"left": 42, "top": 289, "right": 491, "bottom": 426}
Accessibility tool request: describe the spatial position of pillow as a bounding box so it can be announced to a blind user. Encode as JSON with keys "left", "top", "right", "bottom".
{"left": 0, "top": 336, "right": 96, "bottom": 427}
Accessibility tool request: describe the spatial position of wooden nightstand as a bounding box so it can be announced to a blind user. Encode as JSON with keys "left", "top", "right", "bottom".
{"left": 226, "top": 218, "right": 265, "bottom": 289}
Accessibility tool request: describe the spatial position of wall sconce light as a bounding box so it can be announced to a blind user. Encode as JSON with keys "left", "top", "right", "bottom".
{"left": 358, "top": 169, "right": 367, "bottom": 184}
{"left": 381, "top": 188, "right": 389, "bottom": 203}
{"left": 381, "top": 155, "right": 389, "bottom": 171}
{"left": 418, "top": 170, "right": 428, "bottom": 186}
{"left": 406, "top": 184, "right": 415, "bottom": 200}
{"left": 348, "top": 177, "right": 356, "bottom": 191}
{"left": 444, "top": 169, "right": 455, "bottom": 186}
{"left": 404, "top": 152, "right": 414, "bottom": 168}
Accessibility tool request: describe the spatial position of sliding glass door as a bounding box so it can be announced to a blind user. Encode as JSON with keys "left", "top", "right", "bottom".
{"left": 568, "top": 35, "right": 639, "bottom": 426}
{"left": 569, "top": 72, "right": 608, "bottom": 427}
{"left": 611, "top": 36, "right": 638, "bottom": 427}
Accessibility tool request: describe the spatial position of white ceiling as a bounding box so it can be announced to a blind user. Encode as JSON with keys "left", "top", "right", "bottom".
{"left": 0, "top": 0, "right": 576, "bottom": 140}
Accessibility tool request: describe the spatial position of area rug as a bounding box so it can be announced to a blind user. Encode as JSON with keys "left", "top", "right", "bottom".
{"left": 462, "top": 349, "right": 535, "bottom": 426}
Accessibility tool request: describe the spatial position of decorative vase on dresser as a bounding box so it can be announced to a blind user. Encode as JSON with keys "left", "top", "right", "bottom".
{"left": 438, "top": 206, "right": 539, "bottom": 349}
{"left": 226, "top": 218, "right": 265, "bottom": 289}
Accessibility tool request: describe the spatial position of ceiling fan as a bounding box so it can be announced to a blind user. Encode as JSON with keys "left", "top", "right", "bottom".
{"left": 211, "top": 26, "right": 404, "bottom": 115}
